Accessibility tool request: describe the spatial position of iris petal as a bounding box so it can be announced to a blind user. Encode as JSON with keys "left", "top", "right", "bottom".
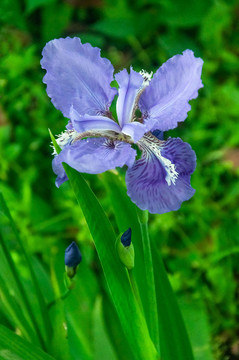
{"left": 52, "top": 159, "right": 68, "bottom": 188}
{"left": 53, "top": 138, "right": 136, "bottom": 187}
{"left": 70, "top": 107, "right": 121, "bottom": 133}
{"left": 41, "top": 37, "right": 117, "bottom": 118}
{"left": 139, "top": 50, "right": 203, "bottom": 132}
{"left": 125, "top": 135, "right": 196, "bottom": 214}
{"left": 115, "top": 68, "right": 144, "bottom": 127}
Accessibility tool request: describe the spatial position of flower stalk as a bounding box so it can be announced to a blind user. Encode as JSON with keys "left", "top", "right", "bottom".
{"left": 137, "top": 209, "right": 160, "bottom": 352}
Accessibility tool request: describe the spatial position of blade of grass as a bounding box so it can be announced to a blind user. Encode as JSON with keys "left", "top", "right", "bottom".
{"left": 0, "top": 232, "right": 46, "bottom": 349}
{"left": 0, "top": 193, "right": 52, "bottom": 346}
{"left": 0, "top": 325, "right": 56, "bottom": 360}
{"left": 178, "top": 295, "right": 213, "bottom": 360}
{"left": 0, "top": 273, "right": 37, "bottom": 344}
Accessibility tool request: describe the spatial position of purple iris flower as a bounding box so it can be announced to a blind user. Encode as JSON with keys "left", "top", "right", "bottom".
{"left": 41, "top": 37, "right": 203, "bottom": 214}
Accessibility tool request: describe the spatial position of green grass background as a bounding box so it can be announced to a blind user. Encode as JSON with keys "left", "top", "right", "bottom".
{"left": 0, "top": 0, "right": 239, "bottom": 359}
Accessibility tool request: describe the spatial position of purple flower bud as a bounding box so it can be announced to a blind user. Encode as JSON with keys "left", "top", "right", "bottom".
{"left": 65, "top": 241, "right": 82, "bottom": 268}
{"left": 121, "top": 228, "right": 132, "bottom": 247}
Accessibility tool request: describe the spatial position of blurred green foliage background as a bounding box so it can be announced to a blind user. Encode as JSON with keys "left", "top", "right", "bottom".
{"left": 0, "top": 0, "right": 239, "bottom": 359}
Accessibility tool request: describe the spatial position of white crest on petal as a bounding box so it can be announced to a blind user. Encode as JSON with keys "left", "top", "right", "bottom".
{"left": 138, "top": 132, "right": 178, "bottom": 186}
{"left": 51, "top": 130, "right": 78, "bottom": 155}
{"left": 148, "top": 142, "right": 178, "bottom": 185}
{"left": 130, "top": 70, "right": 153, "bottom": 123}
{"left": 139, "top": 69, "right": 153, "bottom": 87}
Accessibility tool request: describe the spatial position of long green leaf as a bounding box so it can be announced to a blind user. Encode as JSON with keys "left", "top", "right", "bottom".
{"left": 93, "top": 296, "right": 118, "bottom": 360}
{"left": 152, "top": 242, "right": 195, "bottom": 360}
{"left": 64, "top": 264, "right": 98, "bottom": 360}
{"left": 101, "top": 172, "right": 159, "bottom": 349}
{"left": 50, "top": 130, "right": 158, "bottom": 360}
{"left": 102, "top": 290, "right": 136, "bottom": 360}
{"left": 137, "top": 211, "right": 159, "bottom": 351}
{"left": 101, "top": 171, "right": 149, "bottom": 308}
{"left": 0, "top": 325, "right": 56, "bottom": 360}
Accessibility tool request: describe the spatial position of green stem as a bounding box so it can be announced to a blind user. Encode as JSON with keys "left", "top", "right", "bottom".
{"left": 47, "top": 289, "right": 70, "bottom": 309}
{"left": 0, "top": 233, "right": 46, "bottom": 350}
{"left": 128, "top": 270, "right": 143, "bottom": 312}
{"left": 137, "top": 210, "right": 160, "bottom": 352}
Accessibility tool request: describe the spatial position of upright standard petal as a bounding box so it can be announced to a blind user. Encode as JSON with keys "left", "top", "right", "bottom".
{"left": 126, "top": 134, "right": 196, "bottom": 214}
{"left": 139, "top": 50, "right": 203, "bottom": 132}
{"left": 41, "top": 37, "right": 117, "bottom": 118}
{"left": 53, "top": 137, "right": 136, "bottom": 186}
{"left": 115, "top": 68, "right": 144, "bottom": 127}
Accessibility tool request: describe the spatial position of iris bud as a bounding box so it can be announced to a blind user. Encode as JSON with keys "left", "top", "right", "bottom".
{"left": 65, "top": 241, "right": 82, "bottom": 278}
{"left": 121, "top": 227, "right": 132, "bottom": 247}
{"left": 116, "top": 228, "right": 134, "bottom": 270}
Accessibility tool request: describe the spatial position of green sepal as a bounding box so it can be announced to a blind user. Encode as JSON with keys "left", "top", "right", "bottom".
{"left": 65, "top": 265, "right": 77, "bottom": 279}
{"left": 64, "top": 271, "right": 75, "bottom": 289}
{"left": 49, "top": 128, "right": 61, "bottom": 154}
{"left": 116, "top": 235, "right": 135, "bottom": 270}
